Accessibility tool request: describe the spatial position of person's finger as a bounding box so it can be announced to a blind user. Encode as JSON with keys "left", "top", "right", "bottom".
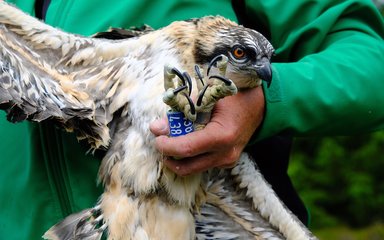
{"left": 149, "top": 118, "right": 169, "bottom": 136}
{"left": 154, "top": 121, "right": 227, "bottom": 158}
{"left": 162, "top": 146, "right": 241, "bottom": 176}
{"left": 163, "top": 154, "right": 212, "bottom": 176}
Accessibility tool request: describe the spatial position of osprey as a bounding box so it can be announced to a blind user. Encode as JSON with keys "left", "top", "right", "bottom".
{"left": 0, "top": 2, "right": 317, "bottom": 240}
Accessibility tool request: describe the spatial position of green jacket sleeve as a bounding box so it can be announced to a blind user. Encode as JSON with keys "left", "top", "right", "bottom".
{"left": 244, "top": 0, "right": 384, "bottom": 140}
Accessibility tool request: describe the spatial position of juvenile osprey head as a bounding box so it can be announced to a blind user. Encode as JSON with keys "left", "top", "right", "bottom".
{"left": 192, "top": 16, "right": 274, "bottom": 88}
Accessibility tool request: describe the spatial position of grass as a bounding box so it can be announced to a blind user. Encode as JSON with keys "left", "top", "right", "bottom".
{"left": 314, "top": 223, "right": 384, "bottom": 240}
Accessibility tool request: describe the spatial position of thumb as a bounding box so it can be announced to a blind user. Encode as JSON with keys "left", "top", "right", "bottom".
{"left": 150, "top": 118, "right": 169, "bottom": 136}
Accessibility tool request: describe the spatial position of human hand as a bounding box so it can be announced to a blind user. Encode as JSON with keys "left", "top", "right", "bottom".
{"left": 150, "top": 86, "right": 265, "bottom": 176}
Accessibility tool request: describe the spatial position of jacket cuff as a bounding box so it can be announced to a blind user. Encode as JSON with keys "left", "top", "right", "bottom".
{"left": 251, "top": 64, "right": 289, "bottom": 142}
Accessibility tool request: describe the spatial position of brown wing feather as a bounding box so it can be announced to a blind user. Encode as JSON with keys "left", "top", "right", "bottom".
{"left": 0, "top": 2, "right": 140, "bottom": 148}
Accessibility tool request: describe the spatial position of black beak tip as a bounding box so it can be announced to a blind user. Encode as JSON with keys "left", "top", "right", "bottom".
{"left": 256, "top": 63, "right": 272, "bottom": 88}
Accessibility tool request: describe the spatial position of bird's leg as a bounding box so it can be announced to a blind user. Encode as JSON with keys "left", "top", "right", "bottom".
{"left": 163, "top": 65, "right": 196, "bottom": 122}
{"left": 197, "top": 55, "right": 238, "bottom": 111}
{"left": 162, "top": 55, "right": 238, "bottom": 132}
{"left": 194, "top": 55, "right": 237, "bottom": 129}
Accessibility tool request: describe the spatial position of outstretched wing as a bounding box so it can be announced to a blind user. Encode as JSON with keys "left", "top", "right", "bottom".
{"left": 0, "top": 2, "right": 142, "bottom": 148}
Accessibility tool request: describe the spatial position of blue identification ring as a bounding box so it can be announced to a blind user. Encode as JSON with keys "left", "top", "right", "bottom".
{"left": 167, "top": 111, "right": 194, "bottom": 137}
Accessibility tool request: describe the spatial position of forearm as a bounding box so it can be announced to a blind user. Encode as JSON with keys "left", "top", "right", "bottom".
{"left": 245, "top": 0, "right": 384, "bottom": 140}
{"left": 257, "top": 34, "right": 384, "bottom": 139}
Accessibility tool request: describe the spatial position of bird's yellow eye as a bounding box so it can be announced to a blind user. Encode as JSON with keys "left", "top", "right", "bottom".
{"left": 232, "top": 47, "right": 246, "bottom": 59}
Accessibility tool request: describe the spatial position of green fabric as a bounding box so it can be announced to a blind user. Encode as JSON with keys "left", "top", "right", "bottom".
{"left": 43, "top": 0, "right": 237, "bottom": 35}
{"left": 1, "top": 0, "right": 383, "bottom": 239}
{"left": 243, "top": 0, "right": 384, "bottom": 139}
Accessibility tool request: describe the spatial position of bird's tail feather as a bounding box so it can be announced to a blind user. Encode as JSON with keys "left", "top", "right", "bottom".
{"left": 197, "top": 166, "right": 285, "bottom": 239}
{"left": 232, "top": 153, "right": 318, "bottom": 240}
{"left": 195, "top": 154, "right": 318, "bottom": 240}
{"left": 43, "top": 206, "right": 106, "bottom": 240}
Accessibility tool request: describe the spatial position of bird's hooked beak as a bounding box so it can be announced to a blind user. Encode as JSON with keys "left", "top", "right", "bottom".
{"left": 254, "top": 57, "right": 272, "bottom": 87}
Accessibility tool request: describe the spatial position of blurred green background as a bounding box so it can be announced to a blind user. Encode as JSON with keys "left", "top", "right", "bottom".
{"left": 287, "top": 2, "right": 384, "bottom": 239}
{"left": 289, "top": 130, "right": 384, "bottom": 239}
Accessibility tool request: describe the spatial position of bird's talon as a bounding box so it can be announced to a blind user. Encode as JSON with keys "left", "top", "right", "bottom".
{"left": 196, "top": 85, "right": 209, "bottom": 107}
{"left": 170, "top": 67, "right": 184, "bottom": 82}
{"left": 207, "top": 54, "right": 228, "bottom": 76}
{"left": 163, "top": 53, "right": 235, "bottom": 127}
{"left": 163, "top": 65, "right": 197, "bottom": 119}
{"left": 183, "top": 93, "right": 196, "bottom": 117}
{"left": 207, "top": 55, "right": 223, "bottom": 76}
{"left": 164, "top": 66, "right": 188, "bottom": 90}
{"left": 182, "top": 72, "right": 193, "bottom": 96}
{"left": 173, "top": 85, "right": 188, "bottom": 94}
{"left": 194, "top": 65, "right": 205, "bottom": 86}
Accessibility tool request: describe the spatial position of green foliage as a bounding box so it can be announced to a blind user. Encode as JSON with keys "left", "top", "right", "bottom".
{"left": 289, "top": 131, "right": 384, "bottom": 229}
{"left": 314, "top": 223, "right": 384, "bottom": 240}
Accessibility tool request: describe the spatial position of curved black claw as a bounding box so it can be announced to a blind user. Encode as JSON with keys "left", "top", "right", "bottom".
{"left": 170, "top": 67, "right": 184, "bottom": 83}
{"left": 182, "top": 72, "right": 193, "bottom": 96}
{"left": 182, "top": 93, "right": 196, "bottom": 116}
{"left": 196, "top": 85, "right": 209, "bottom": 107}
{"left": 173, "top": 85, "right": 188, "bottom": 94}
{"left": 170, "top": 67, "right": 193, "bottom": 96}
{"left": 194, "top": 65, "right": 205, "bottom": 86}
{"left": 209, "top": 75, "right": 232, "bottom": 86}
{"left": 207, "top": 55, "right": 224, "bottom": 76}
